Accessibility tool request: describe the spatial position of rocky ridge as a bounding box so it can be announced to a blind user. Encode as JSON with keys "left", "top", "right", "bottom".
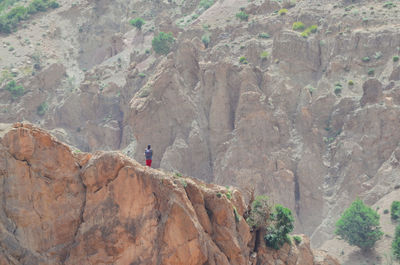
{"left": 0, "top": 0, "right": 400, "bottom": 256}
{"left": 0, "top": 123, "right": 339, "bottom": 264}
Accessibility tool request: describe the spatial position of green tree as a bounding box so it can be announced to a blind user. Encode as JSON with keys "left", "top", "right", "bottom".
{"left": 129, "top": 18, "right": 145, "bottom": 30}
{"left": 393, "top": 224, "right": 400, "bottom": 260}
{"left": 264, "top": 204, "right": 294, "bottom": 250}
{"left": 391, "top": 201, "right": 400, "bottom": 221}
{"left": 152, "top": 32, "right": 175, "bottom": 55}
{"left": 246, "top": 195, "right": 273, "bottom": 229}
{"left": 335, "top": 199, "right": 383, "bottom": 250}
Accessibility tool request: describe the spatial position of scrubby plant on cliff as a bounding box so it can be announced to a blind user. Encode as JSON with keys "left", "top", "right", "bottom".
{"left": 264, "top": 204, "right": 294, "bottom": 250}
{"left": 391, "top": 201, "right": 400, "bottom": 221}
{"left": 129, "top": 18, "right": 145, "bottom": 30}
{"left": 278, "top": 8, "right": 288, "bottom": 15}
{"left": 246, "top": 195, "right": 273, "bottom": 229}
{"left": 292, "top": 21, "right": 305, "bottom": 31}
{"left": 335, "top": 198, "right": 383, "bottom": 251}
{"left": 5, "top": 80, "right": 24, "bottom": 99}
{"left": 152, "top": 32, "right": 175, "bottom": 55}
{"left": 201, "top": 33, "right": 210, "bottom": 48}
{"left": 393, "top": 224, "right": 400, "bottom": 260}
{"left": 235, "top": 11, "right": 249, "bottom": 21}
{"left": 394, "top": 56, "right": 400, "bottom": 62}
{"left": 199, "top": 0, "right": 214, "bottom": 10}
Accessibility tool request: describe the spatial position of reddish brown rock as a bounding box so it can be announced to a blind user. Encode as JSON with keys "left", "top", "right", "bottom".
{"left": 0, "top": 124, "right": 339, "bottom": 265}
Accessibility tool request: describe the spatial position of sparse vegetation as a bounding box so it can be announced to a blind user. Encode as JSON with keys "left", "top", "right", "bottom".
{"left": 201, "top": 33, "right": 210, "bottom": 48}
{"left": 236, "top": 11, "right": 249, "bottom": 21}
{"left": 278, "top": 8, "right": 288, "bottom": 15}
{"left": 37, "top": 101, "right": 48, "bottom": 116}
{"left": 391, "top": 201, "right": 400, "bottom": 221}
{"left": 239, "top": 56, "right": 248, "bottom": 64}
{"left": 152, "top": 32, "right": 175, "bottom": 55}
{"left": 368, "top": 68, "right": 375, "bottom": 76}
{"left": 129, "top": 18, "right": 145, "bottom": 30}
{"left": 348, "top": 80, "right": 354, "bottom": 86}
{"left": 260, "top": 51, "right": 269, "bottom": 60}
{"left": 374, "top": 51, "right": 383, "bottom": 60}
{"left": 362, "top": 56, "right": 371, "bottom": 62}
{"left": 394, "top": 56, "right": 399, "bottom": 62}
{"left": 5, "top": 80, "right": 24, "bottom": 99}
{"left": 293, "top": 235, "right": 302, "bottom": 245}
{"left": 0, "top": 0, "right": 60, "bottom": 33}
{"left": 246, "top": 195, "right": 273, "bottom": 229}
{"left": 199, "top": 0, "right": 214, "bottom": 10}
{"left": 384, "top": 209, "right": 389, "bottom": 214}
{"left": 393, "top": 224, "right": 400, "bottom": 260}
{"left": 292, "top": 21, "right": 305, "bottom": 31}
{"left": 383, "top": 1, "right": 396, "bottom": 9}
{"left": 258, "top": 33, "right": 270, "bottom": 39}
{"left": 233, "top": 206, "right": 240, "bottom": 222}
{"left": 334, "top": 83, "right": 342, "bottom": 96}
{"left": 335, "top": 198, "right": 383, "bottom": 251}
{"left": 301, "top": 25, "right": 318, "bottom": 38}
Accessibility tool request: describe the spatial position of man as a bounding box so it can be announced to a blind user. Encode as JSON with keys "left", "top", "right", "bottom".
{"left": 145, "top": 145, "right": 153, "bottom": 167}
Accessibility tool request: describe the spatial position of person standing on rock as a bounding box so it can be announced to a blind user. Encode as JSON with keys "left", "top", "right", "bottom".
{"left": 145, "top": 145, "right": 153, "bottom": 167}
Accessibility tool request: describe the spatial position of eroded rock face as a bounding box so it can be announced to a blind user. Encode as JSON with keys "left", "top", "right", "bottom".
{"left": 0, "top": 123, "right": 338, "bottom": 265}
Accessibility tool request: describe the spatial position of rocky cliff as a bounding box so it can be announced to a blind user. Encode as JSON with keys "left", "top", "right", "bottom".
{"left": 0, "top": 123, "right": 338, "bottom": 265}
{"left": 1, "top": 0, "right": 400, "bottom": 257}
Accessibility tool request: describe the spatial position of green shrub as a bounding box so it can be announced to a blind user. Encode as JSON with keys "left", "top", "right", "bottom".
{"left": 239, "top": 56, "right": 248, "bottom": 64}
{"left": 334, "top": 83, "right": 342, "bottom": 96}
{"left": 301, "top": 25, "right": 318, "bottom": 38}
{"left": 293, "top": 235, "right": 302, "bottom": 245}
{"left": 292, "top": 21, "right": 305, "bottom": 31}
{"left": 384, "top": 209, "right": 389, "bottom": 214}
{"left": 152, "top": 32, "right": 175, "bottom": 55}
{"left": 362, "top": 56, "right": 370, "bottom": 62}
{"left": 216, "top": 192, "right": 222, "bottom": 198}
{"left": 374, "top": 51, "right": 382, "bottom": 60}
{"left": 129, "top": 18, "right": 145, "bottom": 30}
{"left": 236, "top": 11, "right": 249, "bottom": 21}
{"left": 258, "top": 33, "right": 270, "bottom": 39}
{"left": 138, "top": 73, "right": 146, "bottom": 78}
{"left": 335, "top": 198, "right": 383, "bottom": 250}
{"left": 37, "top": 102, "right": 48, "bottom": 116}
{"left": 391, "top": 201, "right": 400, "bottom": 220}
{"left": 260, "top": 51, "right": 269, "bottom": 60}
{"left": 394, "top": 56, "right": 399, "bottom": 62}
{"left": 264, "top": 205, "right": 294, "bottom": 250}
{"left": 226, "top": 190, "right": 232, "bottom": 200}
{"left": 348, "top": 80, "right": 354, "bottom": 86}
{"left": 383, "top": 1, "right": 396, "bottom": 9}
{"left": 199, "top": 0, "right": 214, "bottom": 9}
{"left": 368, "top": 68, "right": 375, "bottom": 76}
{"left": 5, "top": 80, "right": 24, "bottom": 99}
{"left": 278, "top": 8, "right": 288, "bottom": 15}
{"left": 393, "top": 224, "right": 400, "bottom": 260}
{"left": 201, "top": 33, "right": 210, "bottom": 48}
{"left": 48, "top": 1, "right": 59, "bottom": 8}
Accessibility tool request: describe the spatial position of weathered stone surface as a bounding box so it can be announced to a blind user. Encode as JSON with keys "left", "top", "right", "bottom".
{"left": 0, "top": 124, "right": 338, "bottom": 264}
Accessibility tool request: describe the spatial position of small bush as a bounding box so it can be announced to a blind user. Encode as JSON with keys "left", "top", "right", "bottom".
{"left": 293, "top": 235, "right": 302, "bottom": 245}
{"left": 37, "top": 102, "right": 48, "bottom": 116}
{"left": 348, "top": 80, "right": 354, "bottom": 86}
{"left": 239, "top": 56, "right": 248, "bottom": 64}
{"left": 362, "top": 56, "right": 371, "bottom": 62}
{"left": 258, "top": 33, "right": 270, "bottom": 39}
{"left": 138, "top": 73, "right": 146, "bottom": 78}
{"left": 152, "top": 32, "right": 175, "bottom": 55}
{"left": 374, "top": 51, "right": 383, "bottom": 60}
{"left": 5, "top": 80, "right": 24, "bottom": 99}
{"left": 48, "top": 1, "right": 60, "bottom": 8}
{"left": 391, "top": 201, "right": 400, "bottom": 220}
{"left": 334, "top": 83, "right": 342, "bottom": 96}
{"left": 335, "top": 198, "right": 383, "bottom": 250}
{"left": 226, "top": 190, "right": 232, "bottom": 200}
{"left": 201, "top": 33, "right": 210, "bottom": 48}
{"left": 393, "top": 224, "right": 400, "bottom": 260}
{"left": 278, "top": 8, "right": 288, "bottom": 15}
{"left": 384, "top": 209, "right": 389, "bottom": 214}
{"left": 216, "top": 192, "right": 222, "bottom": 198}
{"left": 394, "top": 56, "right": 399, "bottom": 62}
{"left": 260, "top": 51, "right": 269, "bottom": 60}
{"left": 292, "top": 21, "right": 305, "bottom": 31}
{"left": 368, "top": 68, "right": 375, "bottom": 76}
{"left": 301, "top": 25, "right": 318, "bottom": 38}
{"left": 129, "top": 18, "right": 145, "bottom": 30}
{"left": 236, "top": 11, "right": 249, "bottom": 21}
{"left": 383, "top": 1, "right": 396, "bottom": 9}
{"left": 199, "top": 0, "right": 214, "bottom": 9}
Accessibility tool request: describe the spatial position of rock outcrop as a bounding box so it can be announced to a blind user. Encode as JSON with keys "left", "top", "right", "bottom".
{"left": 0, "top": 123, "right": 338, "bottom": 265}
